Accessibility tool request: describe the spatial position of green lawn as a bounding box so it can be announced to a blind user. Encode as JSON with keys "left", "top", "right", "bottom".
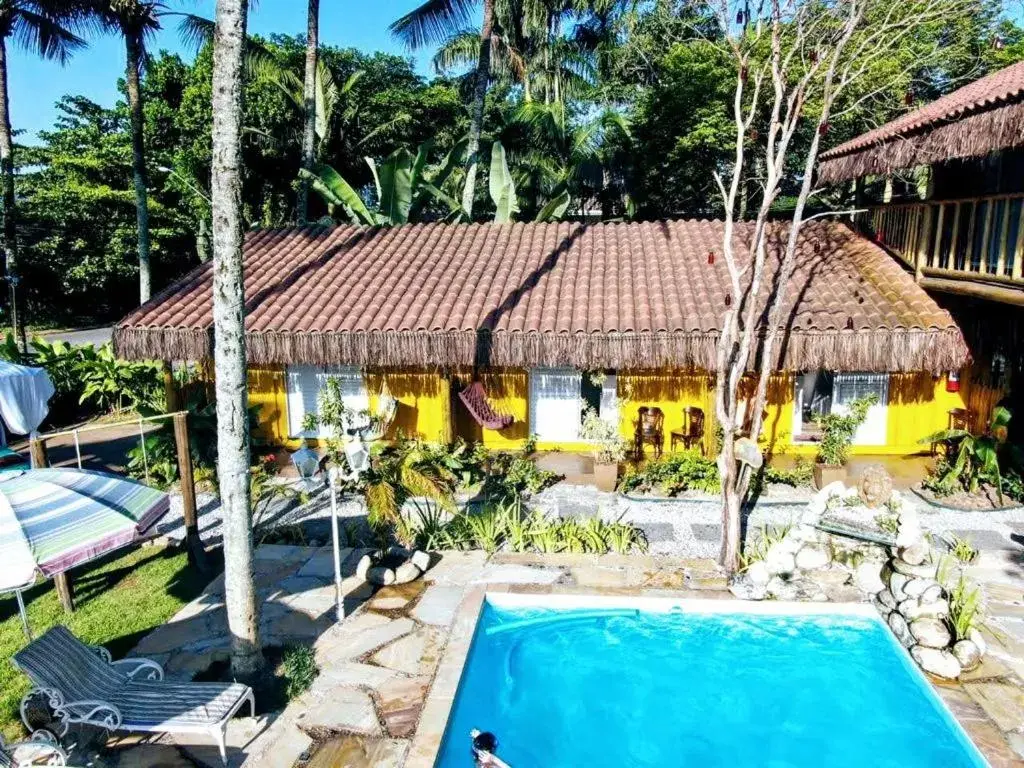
{"left": 0, "top": 545, "right": 219, "bottom": 740}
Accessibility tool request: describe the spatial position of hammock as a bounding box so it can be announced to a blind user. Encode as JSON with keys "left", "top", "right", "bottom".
{"left": 459, "top": 382, "right": 514, "bottom": 430}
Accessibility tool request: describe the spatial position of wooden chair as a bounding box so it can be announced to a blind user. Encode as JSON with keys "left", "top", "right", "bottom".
{"left": 634, "top": 407, "right": 665, "bottom": 459}
{"left": 931, "top": 407, "right": 973, "bottom": 457}
{"left": 671, "top": 407, "right": 706, "bottom": 454}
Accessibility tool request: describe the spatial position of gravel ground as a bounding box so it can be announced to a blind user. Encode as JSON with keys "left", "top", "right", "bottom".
{"left": 154, "top": 479, "right": 1024, "bottom": 559}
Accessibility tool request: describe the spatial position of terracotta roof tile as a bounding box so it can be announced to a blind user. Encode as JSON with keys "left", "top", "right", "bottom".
{"left": 114, "top": 219, "right": 967, "bottom": 373}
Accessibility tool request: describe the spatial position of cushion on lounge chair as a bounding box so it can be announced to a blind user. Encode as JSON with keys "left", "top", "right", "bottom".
{"left": 14, "top": 625, "right": 126, "bottom": 701}
{"left": 113, "top": 681, "right": 252, "bottom": 729}
{"left": 14, "top": 626, "right": 248, "bottom": 728}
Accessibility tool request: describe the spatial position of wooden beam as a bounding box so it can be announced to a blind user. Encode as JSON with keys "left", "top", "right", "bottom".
{"left": 919, "top": 274, "right": 1024, "bottom": 306}
{"left": 173, "top": 412, "right": 208, "bottom": 572}
{"left": 28, "top": 437, "right": 47, "bottom": 469}
{"left": 53, "top": 573, "right": 74, "bottom": 614}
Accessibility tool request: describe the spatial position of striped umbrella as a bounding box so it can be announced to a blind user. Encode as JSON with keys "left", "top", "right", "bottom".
{"left": 0, "top": 468, "right": 170, "bottom": 636}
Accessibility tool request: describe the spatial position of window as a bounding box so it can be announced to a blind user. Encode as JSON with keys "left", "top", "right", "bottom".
{"left": 529, "top": 369, "right": 617, "bottom": 442}
{"left": 793, "top": 371, "right": 889, "bottom": 446}
{"left": 286, "top": 365, "right": 368, "bottom": 438}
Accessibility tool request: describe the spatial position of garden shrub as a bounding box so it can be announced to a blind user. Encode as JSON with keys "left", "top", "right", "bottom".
{"left": 618, "top": 451, "right": 721, "bottom": 495}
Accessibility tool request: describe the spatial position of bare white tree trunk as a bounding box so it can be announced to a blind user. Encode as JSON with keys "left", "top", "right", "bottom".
{"left": 296, "top": 0, "right": 319, "bottom": 225}
{"left": 460, "top": 0, "right": 494, "bottom": 218}
{"left": 0, "top": 37, "right": 22, "bottom": 345}
{"left": 709, "top": 0, "right": 965, "bottom": 574}
{"left": 125, "top": 31, "right": 151, "bottom": 304}
{"left": 211, "top": 0, "right": 262, "bottom": 680}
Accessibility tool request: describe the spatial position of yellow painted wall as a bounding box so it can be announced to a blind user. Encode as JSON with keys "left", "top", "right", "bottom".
{"left": 248, "top": 363, "right": 968, "bottom": 458}
{"left": 248, "top": 367, "right": 289, "bottom": 444}
{"left": 617, "top": 371, "right": 715, "bottom": 455}
{"left": 366, "top": 370, "right": 451, "bottom": 443}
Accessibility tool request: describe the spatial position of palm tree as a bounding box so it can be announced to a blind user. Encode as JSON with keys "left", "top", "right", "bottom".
{"left": 210, "top": 0, "right": 262, "bottom": 680}
{"left": 296, "top": 0, "right": 319, "bottom": 224}
{"left": 88, "top": 2, "right": 222, "bottom": 304}
{"left": 390, "top": 0, "right": 493, "bottom": 217}
{"left": 0, "top": 2, "right": 87, "bottom": 343}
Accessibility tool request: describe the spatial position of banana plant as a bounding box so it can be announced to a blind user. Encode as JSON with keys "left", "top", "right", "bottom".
{"left": 488, "top": 141, "right": 570, "bottom": 223}
{"left": 923, "top": 406, "right": 1021, "bottom": 501}
{"left": 302, "top": 138, "right": 468, "bottom": 225}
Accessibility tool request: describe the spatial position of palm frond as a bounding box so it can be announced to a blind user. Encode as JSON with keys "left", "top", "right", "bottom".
{"left": 173, "top": 12, "right": 214, "bottom": 54}
{"left": 13, "top": 9, "right": 86, "bottom": 64}
{"left": 389, "top": 0, "right": 477, "bottom": 50}
{"left": 432, "top": 29, "right": 481, "bottom": 74}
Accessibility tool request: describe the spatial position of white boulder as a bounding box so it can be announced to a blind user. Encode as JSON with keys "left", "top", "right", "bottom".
{"left": 911, "top": 646, "right": 961, "bottom": 680}
{"left": 746, "top": 560, "right": 771, "bottom": 587}
{"left": 888, "top": 612, "right": 914, "bottom": 648}
{"left": 854, "top": 561, "right": 886, "bottom": 594}
{"left": 795, "top": 546, "right": 830, "bottom": 571}
{"left": 903, "top": 599, "right": 949, "bottom": 621}
{"left": 968, "top": 628, "right": 987, "bottom": 657}
{"left": 952, "top": 640, "right": 982, "bottom": 671}
{"left": 889, "top": 573, "right": 910, "bottom": 602}
{"left": 910, "top": 618, "right": 952, "bottom": 649}
{"left": 764, "top": 546, "right": 796, "bottom": 576}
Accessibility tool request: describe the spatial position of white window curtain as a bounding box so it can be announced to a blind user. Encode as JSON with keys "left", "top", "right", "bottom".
{"left": 832, "top": 373, "right": 889, "bottom": 445}
{"left": 599, "top": 373, "right": 619, "bottom": 428}
{"left": 530, "top": 368, "right": 583, "bottom": 441}
{"left": 286, "top": 365, "right": 368, "bottom": 438}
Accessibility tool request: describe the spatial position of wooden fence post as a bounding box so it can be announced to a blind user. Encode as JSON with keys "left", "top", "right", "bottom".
{"left": 173, "top": 412, "right": 208, "bottom": 572}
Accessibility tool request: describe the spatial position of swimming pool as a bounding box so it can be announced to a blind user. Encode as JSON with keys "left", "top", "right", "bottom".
{"left": 435, "top": 595, "right": 986, "bottom": 767}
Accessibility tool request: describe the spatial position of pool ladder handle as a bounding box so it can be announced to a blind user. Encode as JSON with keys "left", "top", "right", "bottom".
{"left": 470, "top": 729, "right": 512, "bottom": 768}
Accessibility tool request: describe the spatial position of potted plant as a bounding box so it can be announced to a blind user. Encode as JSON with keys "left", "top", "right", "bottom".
{"left": 813, "top": 394, "right": 877, "bottom": 489}
{"left": 581, "top": 405, "right": 628, "bottom": 491}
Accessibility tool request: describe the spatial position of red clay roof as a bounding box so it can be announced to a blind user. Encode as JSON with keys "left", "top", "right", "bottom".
{"left": 821, "top": 61, "right": 1024, "bottom": 160}
{"left": 818, "top": 62, "right": 1024, "bottom": 183}
{"left": 113, "top": 220, "right": 967, "bottom": 373}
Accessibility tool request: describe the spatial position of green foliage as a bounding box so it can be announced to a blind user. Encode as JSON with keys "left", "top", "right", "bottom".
{"left": 815, "top": 395, "right": 878, "bottom": 467}
{"left": 489, "top": 141, "right": 520, "bottom": 222}
{"left": 945, "top": 533, "right": 979, "bottom": 564}
{"left": 618, "top": 451, "right": 721, "bottom": 496}
{"left": 580, "top": 405, "right": 628, "bottom": 464}
{"left": 361, "top": 438, "right": 459, "bottom": 527}
{"left": 922, "top": 406, "right": 1022, "bottom": 502}
{"left": 739, "top": 523, "right": 793, "bottom": 571}
{"left": 304, "top": 138, "right": 467, "bottom": 225}
{"left": 399, "top": 497, "right": 647, "bottom": 555}
{"left": 125, "top": 435, "right": 180, "bottom": 489}
{"left": 946, "top": 574, "right": 985, "bottom": 642}
{"left": 280, "top": 645, "right": 319, "bottom": 700}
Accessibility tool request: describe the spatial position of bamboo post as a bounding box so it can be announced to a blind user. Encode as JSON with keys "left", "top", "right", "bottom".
{"left": 163, "top": 362, "right": 179, "bottom": 413}
{"left": 173, "top": 412, "right": 207, "bottom": 571}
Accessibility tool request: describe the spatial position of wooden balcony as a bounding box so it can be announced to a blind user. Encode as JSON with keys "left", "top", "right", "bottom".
{"left": 856, "top": 194, "right": 1024, "bottom": 305}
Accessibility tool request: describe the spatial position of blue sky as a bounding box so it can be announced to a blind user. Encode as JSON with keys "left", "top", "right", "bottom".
{"left": 9, "top": 0, "right": 435, "bottom": 143}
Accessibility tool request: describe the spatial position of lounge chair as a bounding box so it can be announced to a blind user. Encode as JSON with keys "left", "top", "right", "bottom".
{"left": 13, "top": 626, "right": 255, "bottom": 765}
{"left": 0, "top": 730, "right": 68, "bottom": 766}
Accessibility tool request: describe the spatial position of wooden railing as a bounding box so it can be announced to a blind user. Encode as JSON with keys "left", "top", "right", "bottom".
{"left": 856, "top": 194, "right": 1024, "bottom": 285}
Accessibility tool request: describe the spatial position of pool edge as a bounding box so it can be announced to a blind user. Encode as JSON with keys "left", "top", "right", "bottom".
{"left": 406, "top": 588, "right": 995, "bottom": 768}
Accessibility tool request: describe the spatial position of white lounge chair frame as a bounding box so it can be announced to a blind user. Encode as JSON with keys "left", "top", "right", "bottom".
{"left": 0, "top": 730, "right": 68, "bottom": 767}
{"left": 14, "top": 628, "right": 255, "bottom": 765}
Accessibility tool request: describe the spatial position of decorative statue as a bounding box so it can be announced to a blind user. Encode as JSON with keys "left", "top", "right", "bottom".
{"left": 858, "top": 464, "right": 893, "bottom": 509}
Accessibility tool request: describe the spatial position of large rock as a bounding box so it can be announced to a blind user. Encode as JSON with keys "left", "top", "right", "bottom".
{"left": 898, "top": 542, "right": 930, "bottom": 567}
{"left": 764, "top": 546, "right": 796, "bottom": 577}
{"left": 902, "top": 578, "right": 937, "bottom": 599}
{"left": 854, "top": 561, "right": 886, "bottom": 594}
{"left": 903, "top": 600, "right": 950, "bottom": 621}
{"left": 911, "top": 646, "right": 961, "bottom": 680}
{"left": 888, "top": 612, "right": 914, "bottom": 648}
{"left": 921, "top": 584, "right": 944, "bottom": 604}
{"left": 910, "top": 618, "right": 952, "bottom": 649}
{"left": 858, "top": 465, "right": 893, "bottom": 508}
{"left": 889, "top": 573, "right": 910, "bottom": 602}
{"left": 891, "top": 557, "right": 938, "bottom": 579}
{"left": 729, "top": 574, "right": 767, "bottom": 601}
{"left": 953, "top": 640, "right": 982, "bottom": 671}
{"left": 875, "top": 588, "right": 897, "bottom": 611}
{"left": 795, "top": 546, "right": 830, "bottom": 571}
{"left": 896, "top": 508, "right": 924, "bottom": 548}
{"left": 746, "top": 561, "right": 770, "bottom": 587}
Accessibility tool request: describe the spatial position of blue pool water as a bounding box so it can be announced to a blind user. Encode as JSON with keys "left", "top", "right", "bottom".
{"left": 435, "top": 600, "right": 986, "bottom": 767}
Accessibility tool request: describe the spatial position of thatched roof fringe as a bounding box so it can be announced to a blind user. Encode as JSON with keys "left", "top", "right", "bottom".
{"left": 818, "top": 100, "right": 1024, "bottom": 185}
{"left": 113, "top": 326, "right": 968, "bottom": 375}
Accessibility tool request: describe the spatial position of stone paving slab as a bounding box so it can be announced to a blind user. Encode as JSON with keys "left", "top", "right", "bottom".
{"left": 410, "top": 585, "right": 463, "bottom": 627}
{"left": 964, "top": 681, "right": 1024, "bottom": 733}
